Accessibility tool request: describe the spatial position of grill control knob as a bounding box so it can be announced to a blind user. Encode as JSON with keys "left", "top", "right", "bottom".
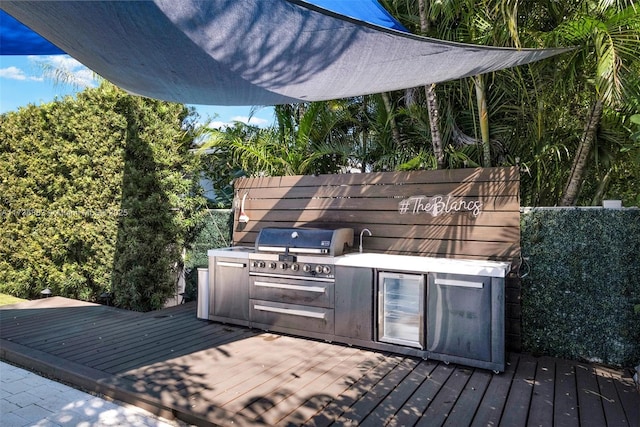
{"left": 291, "top": 263, "right": 300, "bottom": 272}
{"left": 279, "top": 262, "right": 288, "bottom": 270}
{"left": 269, "top": 262, "right": 277, "bottom": 269}
{"left": 303, "top": 264, "right": 312, "bottom": 273}
{"left": 252, "top": 261, "right": 259, "bottom": 268}
{"left": 258, "top": 261, "right": 265, "bottom": 268}
{"left": 323, "top": 265, "right": 331, "bottom": 275}
{"left": 315, "top": 265, "right": 323, "bottom": 274}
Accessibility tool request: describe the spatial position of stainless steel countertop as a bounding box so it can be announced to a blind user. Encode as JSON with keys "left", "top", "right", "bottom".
{"left": 207, "top": 247, "right": 253, "bottom": 259}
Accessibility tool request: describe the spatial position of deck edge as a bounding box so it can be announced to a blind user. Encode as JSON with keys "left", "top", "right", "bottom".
{"left": 0, "top": 338, "right": 181, "bottom": 422}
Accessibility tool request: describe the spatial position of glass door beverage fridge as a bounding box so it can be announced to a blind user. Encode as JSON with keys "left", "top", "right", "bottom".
{"left": 377, "top": 272, "right": 425, "bottom": 349}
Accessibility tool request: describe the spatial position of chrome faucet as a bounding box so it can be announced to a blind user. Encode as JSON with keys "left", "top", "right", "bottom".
{"left": 359, "top": 228, "right": 372, "bottom": 253}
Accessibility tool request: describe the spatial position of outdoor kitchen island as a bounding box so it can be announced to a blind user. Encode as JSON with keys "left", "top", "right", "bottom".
{"left": 204, "top": 243, "right": 511, "bottom": 373}
{"left": 203, "top": 167, "right": 523, "bottom": 373}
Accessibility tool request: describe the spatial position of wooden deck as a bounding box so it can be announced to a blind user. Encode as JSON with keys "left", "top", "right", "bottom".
{"left": 1, "top": 297, "right": 637, "bottom": 426}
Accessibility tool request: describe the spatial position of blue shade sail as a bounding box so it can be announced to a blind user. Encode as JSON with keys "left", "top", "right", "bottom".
{"left": 302, "top": 0, "right": 408, "bottom": 32}
{"left": 1, "top": 10, "right": 65, "bottom": 55}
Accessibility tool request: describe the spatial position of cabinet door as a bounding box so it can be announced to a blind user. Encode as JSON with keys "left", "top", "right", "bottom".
{"left": 427, "top": 273, "right": 492, "bottom": 361}
{"left": 334, "top": 266, "right": 373, "bottom": 341}
{"left": 213, "top": 257, "right": 249, "bottom": 322}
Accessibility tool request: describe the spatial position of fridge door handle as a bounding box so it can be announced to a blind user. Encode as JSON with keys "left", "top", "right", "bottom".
{"left": 434, "top": 278, "right": 484, "bottom": 288}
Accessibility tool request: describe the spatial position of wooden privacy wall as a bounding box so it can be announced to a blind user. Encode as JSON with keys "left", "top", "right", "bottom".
{"left": 232, "top": 167, "right": 520, "bottom": 262}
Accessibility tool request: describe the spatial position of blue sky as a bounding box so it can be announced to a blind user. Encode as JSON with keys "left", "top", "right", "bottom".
{"left": 0, "top": 55, "right": 274, "bottom": 128}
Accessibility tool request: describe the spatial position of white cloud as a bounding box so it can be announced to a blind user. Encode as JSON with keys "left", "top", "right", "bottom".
{"left": 28, "top": 55, "right": 98, "bottom": 88}
{"left": 208, "top": 121, "right": 230, "bottom": 129}
{"left": 206, "top": 116, "right": 271, "bottom": 130}
{"left": 231, "top": 115, "right": 269, "bottom": 127}
{"left": 0, "top": 66, "right": 43, "bottom": 81}
{"left": 1, "top": 55, "right": 98, "bottom": 88}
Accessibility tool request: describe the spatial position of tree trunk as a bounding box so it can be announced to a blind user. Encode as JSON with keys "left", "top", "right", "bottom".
{"left": 425, "top": 84, "right": 445, "bottom": 169}
{"left": 381, "top": 92, "right": 402, "bottom": 148}
{"left": 474, "top": 75, "right": 491, "bottom": 167}
{"left": 591, "top": 167, "right": 612, "bottom": 206}
{"left": 418, "top": 0, "right": 444, "bottom": 169}
{"left": 361, "top": 95, "right": 369, "bottom": 171}
{"left": 560, "top": 99, "right": 604, "bottom": 206}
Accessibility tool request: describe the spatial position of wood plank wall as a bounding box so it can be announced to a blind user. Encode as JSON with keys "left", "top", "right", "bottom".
{"left": 232, "top": 167, "right": 521, "bottom": 263}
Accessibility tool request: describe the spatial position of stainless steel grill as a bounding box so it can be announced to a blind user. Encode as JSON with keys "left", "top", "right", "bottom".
{"left": 250, "top": 227, "right": 353, "bottom": 280}
{"left": 248, "top": 227, "right": 354, "bottom": 335}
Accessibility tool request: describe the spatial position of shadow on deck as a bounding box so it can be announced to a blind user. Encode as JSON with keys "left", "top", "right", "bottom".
{"left": 1, "top": 297, "right": 637, "bottom": 426}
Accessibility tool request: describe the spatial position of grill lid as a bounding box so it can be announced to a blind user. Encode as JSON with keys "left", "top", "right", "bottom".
{"left": 255, "top": 227, "right": 354, "bottom": 256}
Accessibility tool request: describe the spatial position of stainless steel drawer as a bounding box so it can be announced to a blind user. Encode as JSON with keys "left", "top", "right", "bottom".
{"left": 249, "top": 276, "right": 334, "bottom": 308}
{"left": 250, "top": 299, "right": 335, "bottom": 335}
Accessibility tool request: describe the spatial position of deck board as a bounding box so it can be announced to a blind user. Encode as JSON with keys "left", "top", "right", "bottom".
{"left": 527, "top": 356, "right": 556, "bottom": 427}
{"left": 338, "top": 356, "right": 421, "bottom": 425}
{"left": 387, "top": 361, "right": 456, "bottom": 426}
{"left": 274, "top": 350, "right": 383, "bottom": 426}
{"left": 500, "top": 354, "right": 537, "bottom": 426}
{"left": 1, "top": 297, "right": 637, "bottom": 427}
{"left": 443, "top": 368, "right": 492, "bottom": 427}
{"left": 360, "top": 359, "right": 438, "bottom": 426}
{"left": 554, "top": 359, "right": 580, "bottom": 427}
{"left": 246, "top": 346, "right": 360, "bottom": 425}
{"left": 576, "top": 362, "right": 608, "bottom": 427}
{"left": 415, "top": 365, "right": 472, "bottom": 427}
{"left": 310, "top": 355, "right": 403, "bottom": 427}
{"left": 613, "top": 372, "right": 640, "bottom": 427}
{"left": 469, "top": 353, "right": 517, "bottom": 427}
{"left": 597, "top": 368, "right": 632, "bottom": 427}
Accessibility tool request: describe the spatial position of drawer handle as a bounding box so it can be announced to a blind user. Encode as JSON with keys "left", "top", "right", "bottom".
{"left": 253, "top": 304, "right": 326, "bottom": 319}
{"left": 254, "top": 281, "right": 326, "bottom": 293}
{"left": 217, "top": 261, "right": 246, "bottom": 268}
{"left": 434, "top": 278, "right": 483, "bottom": 288}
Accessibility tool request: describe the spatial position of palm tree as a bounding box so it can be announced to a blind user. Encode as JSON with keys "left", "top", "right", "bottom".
{"left": 417, "top": 0, "right": 446, "bottom": 169}
{"left": 200, "top": 101, "right": 356, "bottom": 177}
{"left": 552, "top": 2, "right": 640, "bottom": 205}
{"left": 386, "top": 0, "right": 532, "bottom": 168}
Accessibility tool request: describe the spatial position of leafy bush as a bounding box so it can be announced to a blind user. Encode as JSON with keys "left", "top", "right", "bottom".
{"left": 521, "top": 208, "right": 640, "bottom": 367}
{"left": 0, "top": 82, "right": 205, "bottom": 311}
{"left": 183, "top": 209, "right": 233, "bottom": 301}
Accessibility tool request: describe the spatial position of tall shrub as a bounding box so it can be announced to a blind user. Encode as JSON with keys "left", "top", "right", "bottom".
{"left": 0, "top": 82, "right": 205, "bottom": 310}
{"left": 109, "top": 91, "right": 205, "bottom": 311}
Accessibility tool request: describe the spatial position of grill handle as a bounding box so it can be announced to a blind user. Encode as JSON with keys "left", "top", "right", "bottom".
{"left": 254, "top": 281, "right": 326, "bottom": 294}
{"left": 253, "top": 304, "right": 326, "bottom": 319}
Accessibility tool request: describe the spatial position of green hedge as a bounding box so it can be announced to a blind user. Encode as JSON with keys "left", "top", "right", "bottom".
{"left": 183, "top": 209, "right": 233, "bottom": 300}
{"left": 521, "top": 208, "right": 640, "bottom": 367}
{"left": 185, "top": 209, "right": 233, "bottom": 269}
{"left": 1, "top": 88, "right": 126, "bottom": 302}
{"left": 0, "top": 83, "right": 204, "bottom": 311}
